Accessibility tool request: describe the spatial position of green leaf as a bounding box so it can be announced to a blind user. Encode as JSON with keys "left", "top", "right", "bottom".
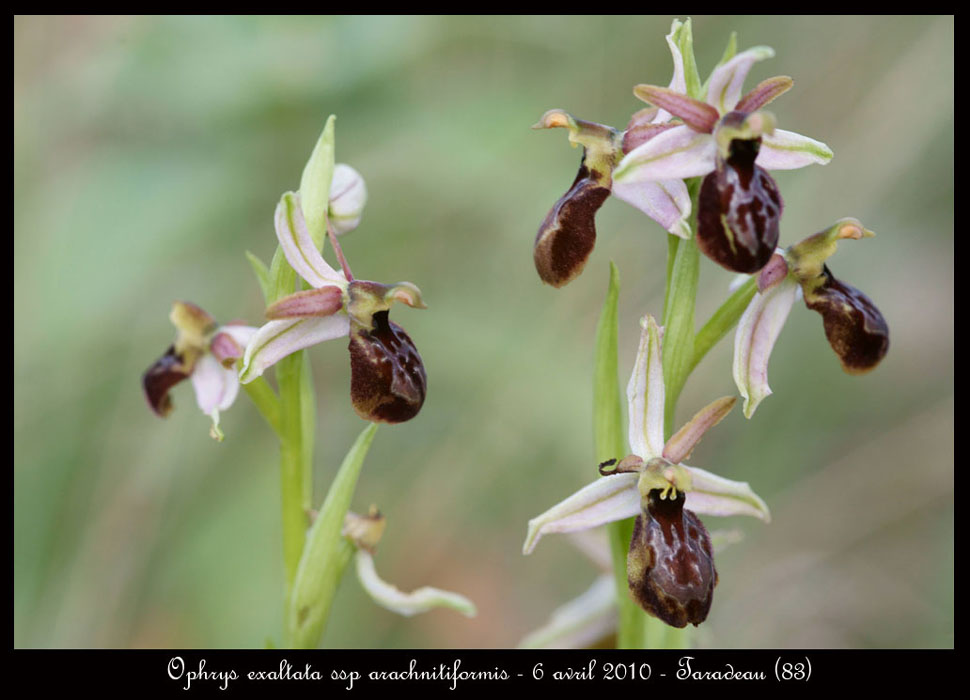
{"left": 593, "top": 261, "right": 624, "bottom": 464}
{"left": 245, "top": 250, "right": 272, "bottom": 304}
{"left": 592, "top": 262, "right": 646, "bottom": 648}
{"left": 299, "top": 115, "right": 336, "bottom": 251}
{"left": 287, "top": 423, "right": 379, "bottom": 648}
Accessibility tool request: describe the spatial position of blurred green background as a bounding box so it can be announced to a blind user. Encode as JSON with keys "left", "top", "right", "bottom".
{"left": 14, "top": 15, "right": 953, "bottom": 648}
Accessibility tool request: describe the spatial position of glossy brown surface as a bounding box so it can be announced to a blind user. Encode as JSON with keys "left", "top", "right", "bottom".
{"left": 627, "top": 490, "right": 717, "bottom": 628}
{"left": 533, "top": 162, "right": 610, "bottom": 288}
{"left": 805, "top": 266, "right": 890, "bottom": 374}
{"left": 349, "top": 311, "right": 427, "bottom": 423}
{"left": 697, "top": 137, "right": 782, "bottom": 273}
{"left": 142, "top": 345, "right": 190, "bottom": 417}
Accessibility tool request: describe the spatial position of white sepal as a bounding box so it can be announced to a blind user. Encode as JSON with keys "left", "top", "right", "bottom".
{"left": 523, "top": 473, "right": 639, "bottom": 555}
{"left": 733, "top": 277, "right": 798, "bottom": 418}
{"left": 626, "top": 315, "right": 665, "bottom": 460}
{"left": 354, "top": 550, "right": 476, "bottom": 618}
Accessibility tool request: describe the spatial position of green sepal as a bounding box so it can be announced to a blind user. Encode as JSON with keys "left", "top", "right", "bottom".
{"left": 287, "top": 423, "right": 379, "bottom": 648}
{"left": 673, "top": 18, "right": 703, "bottom": 101}
{"left": 299, "top": 115, "right": 336, "bottom": 252}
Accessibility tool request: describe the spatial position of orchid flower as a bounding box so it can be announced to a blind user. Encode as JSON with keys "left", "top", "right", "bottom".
{"left": 612, "top": 19, "right": 834, "bottom": 273}
{"left": 143, "top": 301, "right": 257, "bottom": 441}
{"left": 524, "top": 314, "right": 769, "bottom": 628}
{"left": 342, "top": 509, "right": 476, "bottom": 618}
{"left": 239, "top": 192, "right": 427, "bottom": 424}
{"left": 734, "top": 218, "right": 890, "bottom": 417}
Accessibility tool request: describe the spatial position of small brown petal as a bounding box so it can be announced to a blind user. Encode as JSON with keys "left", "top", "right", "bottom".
{"left": 266, "top": 285, "right": 344, "bottom": 319}
{"left": 533, "top": 162, "right": 610, "bottom": 288}
{"left": 627, "top": 490, "right": 717, "bottom": 628}
{"left": 210, "top": 332, "right": 243, "bottom": 368}
{"left": 697, "top": 136, "right": 783, "bottom": 273}
{"left": 735, "top": 76, "right": 794, "bottom": 114}
{"left": 633, "top": 85, "right": 719, "bottom": 134}
{"left": 349, "top": 311, "right": 427, "bottom": 423}
{"left": 804, "top": 266, "right": 889, "bottom": 374}
{"left": 142, "top": 345, "right": 191, "bottom": 417}
{"left": 622, "top": 108, "right": 679, "bottom": 153}
{"left": 757, "top": 253, "right": 790, "bottom": 292}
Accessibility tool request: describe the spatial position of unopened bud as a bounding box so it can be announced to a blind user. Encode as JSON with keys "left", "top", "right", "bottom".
{"left": 329, "top": 163, "right": 367, "bottom": 235}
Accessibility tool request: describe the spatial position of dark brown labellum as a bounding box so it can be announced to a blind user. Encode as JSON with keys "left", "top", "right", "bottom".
{"left": 697, "top": 137, "right": 783, "bottom": 273}
{"left": 533, "top": 159, "right": 611, "bottom": 288}
{"left": 349, "top": 311, "right": 427, "bottom": 423}
{"left": 804, "top": 266, "right": 889, "bottom": 374}
{"left": 627, "top": 490, "right": 717, "bottom": 628}
{"left": 143, "top": 345, "right": 190, "bottom": 417}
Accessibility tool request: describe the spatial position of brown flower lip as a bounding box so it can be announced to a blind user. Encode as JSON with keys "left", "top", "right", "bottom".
{"left": 804, "top": 265, "right": 889, "bottom": 374}
{"left": 533, "top": 162, "right": 611, "bottom": 288}
{"left": 349, "top": 310, "right": 427, "bottom": 424}
{"left": 627, "top": 490, "right": 717, "bottom": 628}
{"left": 697, "top": 115, "right": 783, "bottom": 274}
{"left": 142, "top": 345, "right": 190, "bottom": 417}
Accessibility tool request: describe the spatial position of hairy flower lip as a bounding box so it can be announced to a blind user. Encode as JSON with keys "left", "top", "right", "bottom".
{"left": 627, "top": 490, "right": 717, "bottom": 628}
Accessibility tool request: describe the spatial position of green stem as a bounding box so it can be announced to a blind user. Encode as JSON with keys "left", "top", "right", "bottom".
{"left": 690, "top": 276, "right": 758, "bottom": 373}
{"left": 242, "top": 376, "right": 281, "bottom": 434}
{"left": 299, "top": 352, "right": 316, "bottom": 512}
{"left": 661, "top": 178, "right": 702, "bottom": 438}
{"left": 277, "top": 352, "right": 307, "bottom": 593}
{"left": 650, "top": 178, "right": 704, "bottom": 650}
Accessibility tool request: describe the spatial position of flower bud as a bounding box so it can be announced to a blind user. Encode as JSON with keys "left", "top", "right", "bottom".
{"left": 697, "top": 111, "right": 783, "bottom": 273}
{"left": 329, "top": 163, "right": 367, "bottom": 235}
{"left": 627, "top": 489, "right": 717, "bottom": 628}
